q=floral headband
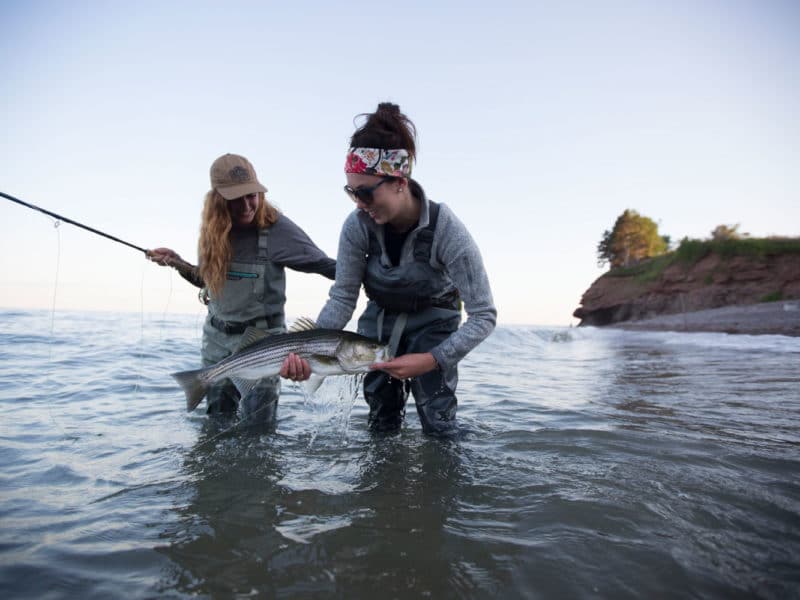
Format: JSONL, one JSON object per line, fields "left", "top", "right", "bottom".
{"left": 344, "top": 148, "right": 412, "bottom": 177}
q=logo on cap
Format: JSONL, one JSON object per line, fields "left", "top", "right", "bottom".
{"left": 229, "top": 166, "right": 251, "bottom": 183}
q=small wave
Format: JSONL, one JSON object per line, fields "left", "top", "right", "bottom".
{"left": 484, "top": 327, "right": 557, "bottom": 354}
{"left": 275, "top": 512, "right": 367, "bottom": 544}
{"left": 624, "top": 329, "right": 800, "bottom": 353}
{"left": 27, "top": 464, "right": 89, "bottom": 486}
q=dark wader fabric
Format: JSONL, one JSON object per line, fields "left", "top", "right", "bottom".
{"left": 359, "top": 307, "right": 460, "bottom": 436}
{"left": 201, "top": 227, "right": 286, "bottom": 426}
{"left": 359, "top": 201, "right": 462, "bottom": 437}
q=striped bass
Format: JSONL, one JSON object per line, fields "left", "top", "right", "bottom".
{"left": 172, "top": 320, "right": 391, "bottom": 411}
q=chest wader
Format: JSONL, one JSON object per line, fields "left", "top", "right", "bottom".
{"left": 201, "top": 227, "right": 287, "bottom": 425}
{"left": 357, "top": 201, "right": 462, "bottom": 436}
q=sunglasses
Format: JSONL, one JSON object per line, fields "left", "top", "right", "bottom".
{"left": 343, "top": 178, "right": 391, "bottom": 205}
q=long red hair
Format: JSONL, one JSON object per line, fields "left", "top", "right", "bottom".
{"left": 198, "top": 190, "right": 279, "bottom": 296}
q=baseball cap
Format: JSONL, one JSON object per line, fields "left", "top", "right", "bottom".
{"left": 209, "top": 153, "right": 268, "bottom": 200}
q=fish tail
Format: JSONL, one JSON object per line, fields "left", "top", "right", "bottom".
{"left": 172, "top": 367, "right": 211, "bottom": 412}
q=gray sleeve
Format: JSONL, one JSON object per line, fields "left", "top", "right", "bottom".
{"left": 316, "top": 211, "right": 368, "bottom": 329}
{"left": 176, "top": 263, "right": 204, "bottom": 288}
{"left": 268, "top": 215, "right": 336, "bottom": 279}
{"left": 428, "top": 204, "right": 497, "bottom": 370}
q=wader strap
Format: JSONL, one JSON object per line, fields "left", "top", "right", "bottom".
{"left": 376, "top": 308, "right": 385, "bottom": 342}
{"left": 375, "top": 309, "right": 408, "bottom": 358}
{"left": 257, "top": 228, "right": 269, "bottom": 260}
{"left": 365, "top": 310, "right": 408, "bottom": 394}
{"left": 387, "top": 312, "right": 408, "bottom": 358}
{"left": 413, "top": 202, "right": 438, "bottom": 262}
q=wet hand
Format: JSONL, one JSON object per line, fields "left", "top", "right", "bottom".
{"left": 370, "top": 352, "right": 438, "bottom": 380}
{"left": 281, "top": 353, "right": 311, "bottom": 381}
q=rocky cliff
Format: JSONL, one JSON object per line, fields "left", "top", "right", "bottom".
{"left": 573, "top": 251, "right": 800, "bottom": 327}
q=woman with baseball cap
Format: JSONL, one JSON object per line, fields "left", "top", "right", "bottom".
{"left": 148, "top": 153, "right": 335, "bottom": 424}
{"left": 281, "top": 103, "right": 496, "bottom": 436}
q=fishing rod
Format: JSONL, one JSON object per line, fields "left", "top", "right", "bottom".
{"left": 1, "top": 190, "right": 147, "bottom": 254}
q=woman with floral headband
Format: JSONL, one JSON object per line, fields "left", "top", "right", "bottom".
{"left": 281, "top": 103, "right": 496, "bottom": 436}
{"left": 147, "top": 153, "right": 335, "bottom": 424}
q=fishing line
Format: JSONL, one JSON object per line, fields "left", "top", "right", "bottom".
{"left": 45, "top": 219, "right": 78, "bottom": 441}
{"left": 2, "top": 189, "right": 173, "bottom": 412}
{"left": 159, "top": 269, "right": 174, "bottom": 341}
{"left": 4, "top": 190, "right": 252, "bottom": 496}
{"left": 4, "top": 191, "right": 334, "bottom": 472}
{"left": 194, "top": 305, "right": 205, "bottom": 340}
{"left": 132, "top": 263, "right": 147, "bottom": 396}
{"left": 49, "top": 221, "right": 61, "bottom": 342}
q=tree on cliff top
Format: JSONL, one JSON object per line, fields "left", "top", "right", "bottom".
{"left": 597, "top": 209, "right": 668, "bottom": 269}
{"left": 711, "top": 223, "right": 747, "bottom": 241}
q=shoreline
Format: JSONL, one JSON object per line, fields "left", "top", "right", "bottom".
{"left": 603, "top": 301, "right": 800, "bottom": 337}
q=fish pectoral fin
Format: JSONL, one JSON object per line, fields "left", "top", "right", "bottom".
{"left": 288, "top": 317, "right": 318, "bottom": 333}
{"left": 235, "top": 326, "right": 271, "bottom": 353}
{"left": 302, "top": 374, "right": 326, "bottom": 396}
{"left": 231, "top": 377, "right": 258, "bottom": 399}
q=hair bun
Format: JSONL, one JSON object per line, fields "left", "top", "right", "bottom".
{"left": 350, "top": 102, "right": 417, "bottom": 161}
{"left": 376, "top": 102, "right": 401, "bottom": 115}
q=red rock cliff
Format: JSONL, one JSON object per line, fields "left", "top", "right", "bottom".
{"left": 573, "top": 252, "right": 800, "bottom": 326}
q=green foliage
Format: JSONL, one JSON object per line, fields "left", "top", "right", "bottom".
{"left": 719, "top": 237, "right": 800, "bottom": 256}
{"left": 606, "top": 254, "right": 672, "bottom": 282}
{"left": 596, "top": 210, "right": 799, "bottom": 285}
{"left": 677, "top": 237, "right": 800, "bottom": 262}
{"left": 711, "top": 224, "right": 746, "bottom": 241}
{"left": 760, "top": 291, "right": 784, "bottom": 302}
{"left": 675, "top": 238, "right": 711, "bottom": 264}
{"left": 603, "top": 235, "right": 800, "bottom": 286}
{"left": 596, "top": 229, "right": 613, "bottom": 268}
{"left": 597, "top": 209, "right": 669, "bottom": 269}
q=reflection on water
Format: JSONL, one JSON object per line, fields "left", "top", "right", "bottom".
{"left": 158, "top": 414, "right": 480, "bottom": 597}
{"left": 0, "top": 310, "right": 799, "bottom": 598}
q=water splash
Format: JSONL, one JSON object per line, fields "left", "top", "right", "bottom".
{"left": 299, "top": 374, "right": 363, "bottom": 448}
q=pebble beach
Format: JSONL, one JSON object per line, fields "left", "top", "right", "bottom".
{"left": 608, "top": 301, "right": 800, "bottom": 337}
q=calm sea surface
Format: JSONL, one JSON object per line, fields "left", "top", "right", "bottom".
{"left": 0, "top": 308, "right": 798, "bottom": 599}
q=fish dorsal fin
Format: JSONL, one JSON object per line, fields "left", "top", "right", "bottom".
{"left": 235, "top": 326, "right": 271, "bottom": 353}
{"left": 288, "top": 317, "right": 318, "bottom": 333}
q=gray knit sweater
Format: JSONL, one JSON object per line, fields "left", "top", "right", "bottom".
{"left": 316, "top": 198, "right": 496, "bottom": 370}
{"left": 176, "top": 214, "right": 336, "bottom": 288}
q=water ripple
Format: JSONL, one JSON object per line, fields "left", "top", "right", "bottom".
{"left": 0, "top": 310, "right": 798, "bottom": 598}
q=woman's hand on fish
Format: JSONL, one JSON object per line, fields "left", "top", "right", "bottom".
{"left": 146, "top": 247, "right": 182, "bottom": 267}
{"left": 281, "top": 353, "right": 311, "bottom": 381}
{"left": 370, "top": 352, "right": 438, "bottom": 380}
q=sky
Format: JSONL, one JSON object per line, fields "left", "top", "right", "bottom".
{"left": 1, "top": 0, "right": 798, "bottom": 326}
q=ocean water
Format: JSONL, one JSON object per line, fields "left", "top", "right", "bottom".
{"left": 0, "top": 308, "right": 798, "bottom": 599}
